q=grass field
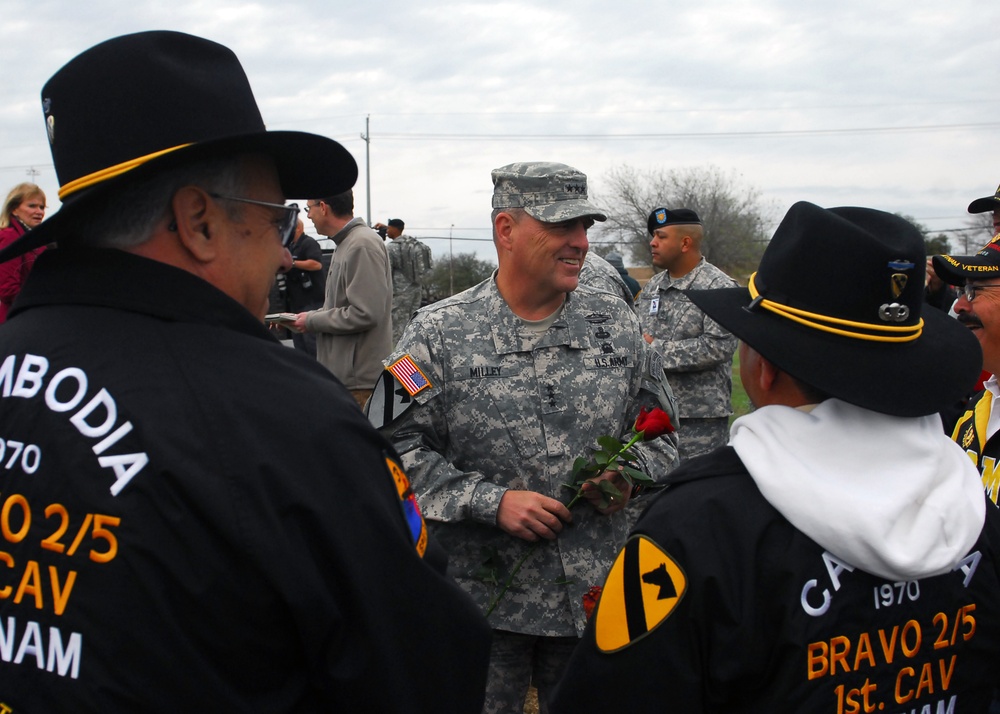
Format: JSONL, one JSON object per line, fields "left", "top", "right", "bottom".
{"left": 729, "top": 349, "right": 752, "bottom": 424}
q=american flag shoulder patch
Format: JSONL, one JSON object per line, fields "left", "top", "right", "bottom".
{"left": 387, "top": 355, "right": 432, "bottom": 397}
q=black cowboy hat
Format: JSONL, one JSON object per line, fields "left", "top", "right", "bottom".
{"left": 0, "top": 30, "right": 357, "bottom": 263}
{"left": 685, "top": 201, "right": 981, "bottom": 417}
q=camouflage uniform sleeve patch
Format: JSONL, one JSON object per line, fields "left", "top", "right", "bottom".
{"left": 383, "top": 453, "right": 428, "bottom": 556}
{"left": 366, "top": 354, "right": 437, "bottom": 429}
{"left": 388, "top": 355, "right": 432, "bottom": 396}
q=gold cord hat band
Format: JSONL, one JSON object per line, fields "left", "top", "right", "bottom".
{"left": 747, "top": 272, "right": 923, "bottom": 343}
{"left": 58, "top": 143, "right": 194, "bottom": 200}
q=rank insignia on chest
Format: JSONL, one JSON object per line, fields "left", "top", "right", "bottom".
{"left": 594, "top": 535, "right": 687, "bottom": 652}
{"left": 962, "top": 425, "right": 975, "bottom": 449}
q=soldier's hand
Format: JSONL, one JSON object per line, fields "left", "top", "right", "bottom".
{"left": 496, "top": 491, "right": 572, "bottom": 542}
{"left": 925, "top": 257, "right": 943, "bottom": 291}
{"left": 578, "top": 470, "right": 631, "bottom": 515}
{"left": 643, "top": 333, "right": 654, "bottom": 344}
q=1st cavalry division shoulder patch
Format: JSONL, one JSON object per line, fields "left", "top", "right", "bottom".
{"left": 594, "top": 534, "right": 687, "bottom": 652}
{"left": 366, "top": 354, "right": 433, "bottom": 429}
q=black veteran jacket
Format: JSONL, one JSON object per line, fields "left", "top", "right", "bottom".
{"left": 950, "top": 387, "right": 1000, "bottom": 507}
{"left": 552, "top": 405, "right": 1000, "bottom": 713}
{"left": 0, "top": 248, "right": 490, "bottom": 712}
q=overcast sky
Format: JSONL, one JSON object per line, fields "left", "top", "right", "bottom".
{"left": 1, "top": 0, "right": 998, "bottom": 263}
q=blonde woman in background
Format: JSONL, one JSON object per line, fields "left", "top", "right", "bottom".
{"left": 0, "top": 182, "right": 46, "bottom": 323}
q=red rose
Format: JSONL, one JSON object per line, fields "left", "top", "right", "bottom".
{"left": 582, "top": 585, "right": 602, "bottom": 619}
{"left": 634, "top": 406, "right": 674, "bottom": 438}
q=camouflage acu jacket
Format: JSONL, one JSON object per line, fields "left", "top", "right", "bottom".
{"left": 377, "top": 276, "right": 679, "bottom": 636}
{"left": 387, "top": 234, "right": 432, "bottom": 293}
{"left": 637, "top": 258, "right": 739, "bottom": 419}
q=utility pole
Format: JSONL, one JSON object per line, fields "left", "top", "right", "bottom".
{"left": 449, "top": 224, "right": 455, "bottom": 295}
{"left": 26, "top": 167, "right": 40, "bottom": 182}
{"left": 360, "top": 115, "right": 371, "bottom": 225}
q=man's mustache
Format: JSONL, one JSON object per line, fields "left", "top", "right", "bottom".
{"left": 958, "top": 313, "right": 984, "bottom": 328}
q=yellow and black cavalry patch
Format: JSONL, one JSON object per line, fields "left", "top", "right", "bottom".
{"left": 595, "top": 535, "right": 687, "bottom": 653}
{"left": 890, "top": 272, "right": 908, "bottom": 298}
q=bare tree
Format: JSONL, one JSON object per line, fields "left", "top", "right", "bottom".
{"left": 591, "top": 165, "right": 777, "bottom": 280}
{"left": 952, "top": 213, "right": 995, "bottom": 254}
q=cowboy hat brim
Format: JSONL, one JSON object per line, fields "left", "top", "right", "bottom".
{"left": 969, "top": 196, "right": 1000, "bottom": 214}
{"left": 685, "top": 285, "right": 982, "bottom": 417}
{"left": 0, "top": 128, "right": 357, "bottom": 264}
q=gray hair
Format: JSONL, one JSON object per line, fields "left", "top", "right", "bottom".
{"left": 491, "top": 206, "right": 526, "bottom": 243}
{"left": 74, "top": 156, "right": 250, "bottom": 249}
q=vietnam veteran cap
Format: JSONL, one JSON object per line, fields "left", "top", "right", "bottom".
{"left": 932, "top": 234, "right": 1000, "bottom": 285}
{"left": 968, "top": 183, "right": 1000, "bottom": 214}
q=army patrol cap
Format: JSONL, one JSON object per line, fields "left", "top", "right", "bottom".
{"left": 491, "top": 162, "right": 607, "bottom": 223}
{"left": 932, "top": 233, "right": 1000, "bottom": 285}
{"left": 968, "top": 183, "right": 1000, "bottom": 214}
{"left": 647, "top": 207, "right": 702, "bottom": 235}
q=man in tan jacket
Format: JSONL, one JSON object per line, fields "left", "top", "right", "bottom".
{"left": 294, "top": 189, "right": 392, "bottom": 407}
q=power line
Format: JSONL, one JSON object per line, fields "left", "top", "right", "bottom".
{"left": 375, "top": 122, "right": 1000, "bottom": 142}
{"left": 273, "top": 99, "right": 1000, "bottom": 125}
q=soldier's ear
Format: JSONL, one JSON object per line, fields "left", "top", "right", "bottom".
{"left": 494, "top": 211, "right": 516, "bottom": 253}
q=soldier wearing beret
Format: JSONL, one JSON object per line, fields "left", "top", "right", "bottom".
{"left": 637, "top": 207, "right": 739, "bottom": 460}
{"left": 369, "top": 161, "right": 679, "bottom": 714}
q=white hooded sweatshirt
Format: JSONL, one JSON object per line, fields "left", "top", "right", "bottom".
{"left": 729, "top": 398, "right": 986, "bottom": 581}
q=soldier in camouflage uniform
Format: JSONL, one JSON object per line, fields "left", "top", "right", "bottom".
{"left": 376, "top": 218, "right": 433, "bottom": 345}
{"left": 577, "top": 250, "right": 635, "bottom": 308}
{"left": 367, "top": 162, "right": 679, "bottom": 714}
{"left": 638, "top": 207, "right": 739, "bottom": 460}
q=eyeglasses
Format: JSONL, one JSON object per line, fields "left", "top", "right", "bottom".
{"left": 963, "top": 282, "right": 1000, "bottom": 302}
{"left": 304, "top": 201, "right": 323, "bottom": 215}
{"left": 209, "top": 193, "right": 299, "bottom": 247}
